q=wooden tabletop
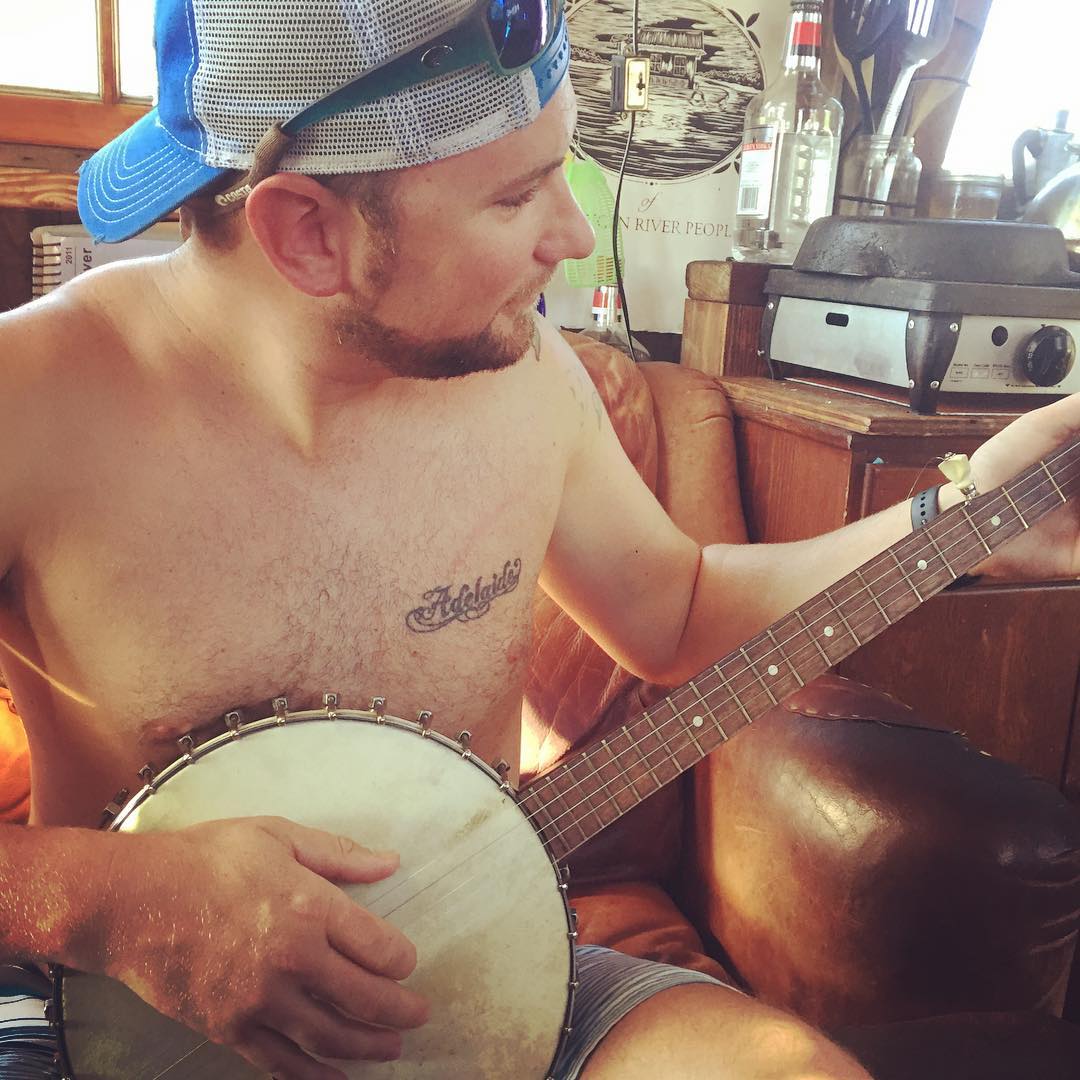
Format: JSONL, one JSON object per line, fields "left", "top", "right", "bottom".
{"left": 717, "top": 375, "right": 1026, "bottom": 438}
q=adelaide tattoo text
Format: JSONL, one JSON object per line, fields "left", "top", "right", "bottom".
{"left": 406, "top": 559, "right": 523, "bottom": 632}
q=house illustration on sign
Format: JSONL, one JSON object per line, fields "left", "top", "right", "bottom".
{"left": 614, "top": 27, "right": 707, "bottom": 91}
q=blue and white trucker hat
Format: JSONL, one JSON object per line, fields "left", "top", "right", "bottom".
{"left": 78, "top": 0, "right": 570, "bottom": 243}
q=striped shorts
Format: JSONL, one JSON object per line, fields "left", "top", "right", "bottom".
{"left": 552, "top": 945, "right": 734, "bottom": 1078}
{"left": 0, "top": 978, "right": 56, "bottom": 1080}
{"left": 1, "top": 946, "right": 731, "bottom": 1079}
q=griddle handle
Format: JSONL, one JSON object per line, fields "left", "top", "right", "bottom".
{"left": 905, "top": 310, "right": 960, "bottom": 414}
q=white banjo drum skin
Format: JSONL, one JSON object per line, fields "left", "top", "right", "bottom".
{"left": 55, "top": 699, "right": 576, "bottom": 1080}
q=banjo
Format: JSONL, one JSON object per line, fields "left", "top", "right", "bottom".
{"left": 52, "top": 440, "right": 1079, "bottom": 1079}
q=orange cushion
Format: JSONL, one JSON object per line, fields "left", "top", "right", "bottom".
{"left": 0, "top": 688, "right": 31, "bottom": 823}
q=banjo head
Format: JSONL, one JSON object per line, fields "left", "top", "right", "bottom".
{"left": 57, "top": 709, "right": 574, "bottom": 1079}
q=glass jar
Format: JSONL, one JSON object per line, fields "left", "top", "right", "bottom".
{"left": 926, "top": 172, "right": 1005, "bottom": 219}
{"left": 836, "top": 134, "right": 921, "bottom": 218}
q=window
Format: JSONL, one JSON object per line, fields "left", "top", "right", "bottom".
{"left": 0, "top": 0, "right": 155, "bottom": 150}
{"left": 944, "top": 0, "right": 1080, "bottom": 178}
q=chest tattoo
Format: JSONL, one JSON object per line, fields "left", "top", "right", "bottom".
{"left": 406, "top": 559, "right": 523, "bottom": 633}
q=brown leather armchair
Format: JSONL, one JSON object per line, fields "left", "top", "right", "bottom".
{"left": 523, "top": 332, "right": 1080, "bottom": 1079}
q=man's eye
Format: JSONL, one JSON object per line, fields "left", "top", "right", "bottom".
{"left": 499, "top": 186, "right": 540, "bottom": 209}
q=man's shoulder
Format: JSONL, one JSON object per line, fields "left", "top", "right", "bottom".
{"left": 0, "top": 276, "right": 119, "bottom": 383}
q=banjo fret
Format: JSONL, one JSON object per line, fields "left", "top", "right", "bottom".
{"left": 525, "top": 440, "right": 1080, "bottom": 861}
{"left": 56, "top": 439, "right": 1079, "bottom": 1079}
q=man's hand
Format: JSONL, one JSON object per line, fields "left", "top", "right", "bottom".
{"left": 966, "top": 392, "right": 1080, "bottom": 580}
{"left": 99, "top": 817, "right": 429, "bottom": 1080}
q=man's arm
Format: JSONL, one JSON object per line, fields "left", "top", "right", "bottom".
{"left": 0, "top": 818, "right": 427, "bottom": 1076}
{"left": 539, "top": 332, "right": 1080, "bottom": 687}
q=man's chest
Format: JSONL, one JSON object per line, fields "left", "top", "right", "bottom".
{"left": 18, "top": 402, "right": 566, "bottom": 778}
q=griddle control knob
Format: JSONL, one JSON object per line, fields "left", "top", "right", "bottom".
{"left": 1021, "top": 325, "right": 1075, "bottom": 386}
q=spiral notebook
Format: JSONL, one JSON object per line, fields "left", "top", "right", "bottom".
{"left": 30, "top": 222, "right": 183, "bottom": 297}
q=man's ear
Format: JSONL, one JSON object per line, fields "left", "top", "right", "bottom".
{"left": 244, "top": 174, "right": 354, "bottom": 297}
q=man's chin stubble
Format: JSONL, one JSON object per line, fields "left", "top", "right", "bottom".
{"left": 333, "top": 306, "right": 536, "bottom": 381}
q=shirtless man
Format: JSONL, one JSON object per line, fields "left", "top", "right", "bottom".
{"left": 1, "top": 1, "right": 1078, "bottom": 1078}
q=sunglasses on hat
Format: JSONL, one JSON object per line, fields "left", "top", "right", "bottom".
{"left": 285, "top": 0, "right": 565, "bottom": 136}
{"left": 213, "top": 0, "right": 566, "bottom": 209}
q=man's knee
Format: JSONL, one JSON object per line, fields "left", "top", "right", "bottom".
{"left": 738, "top": 1011, "right": 870, "bottom": 1080}
{"left": 581, "top": 983, "right": 871, "bottom": 1080}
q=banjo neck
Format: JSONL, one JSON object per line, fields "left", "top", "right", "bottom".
{"left": 520, "top": 436, "right": 1080, "bottom": 864}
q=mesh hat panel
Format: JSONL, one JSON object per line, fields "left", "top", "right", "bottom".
{"left": 192, "top": 0, "right": 536, "bottom": 173}
{"left": 78, "top": 0, "right": 566, "bottom": 241}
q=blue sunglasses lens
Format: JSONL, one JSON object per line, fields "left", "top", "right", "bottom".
{"left": 487, "top": 0, "right": 556, "bottom": 69}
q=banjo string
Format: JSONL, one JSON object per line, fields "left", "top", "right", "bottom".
{"left": 383, "top": 460, "right": 1078, "bottom": 923}
{"left": 525, "top": 456, "right": 1079, "bottom": 851}
{"left": 142, "top": 1036, "right": 211, "bottom": 1080}
{"left": 70, "top": 451, "right": 1075, "bottom": 1079}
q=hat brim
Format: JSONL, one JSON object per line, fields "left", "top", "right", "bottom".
{"left": 78, "top": 108, "right": 227, "bottom": 244}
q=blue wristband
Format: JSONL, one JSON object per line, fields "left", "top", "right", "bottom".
{"left": 911, "top": 483, "right": 943, "bottom": 530}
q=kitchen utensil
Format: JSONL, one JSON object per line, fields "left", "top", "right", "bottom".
{"left": 832, "top": 0, "right": 903, "bottom": 135}
{"left": 1013, "top": 110, "right": 1080, "bottom": 210}
{"left": 895, "top": 72, "right": 966, "bottom": 138}
{"left": 1020, "top": 160, "right": 1080, "bottom": 270}
{"left": 875, "top": 0, "right": 957, "bottom": 147}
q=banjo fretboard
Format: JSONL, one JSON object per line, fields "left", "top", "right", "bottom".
{"left": 520, "top": 436, "right": 1080, "bottom": 863}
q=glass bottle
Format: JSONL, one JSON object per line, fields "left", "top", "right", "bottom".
{"left": 732, "top": 0, "right": 843, "bottom": 263}
{"left": 578, "top": 286, "right": 650, "bottom": 359}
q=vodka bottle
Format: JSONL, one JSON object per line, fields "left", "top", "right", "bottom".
{"left": 579, "top": 286, "right": 650, "bottom": 359}
{"left": 732, "top": 0, "right": 843, "bottom": 264}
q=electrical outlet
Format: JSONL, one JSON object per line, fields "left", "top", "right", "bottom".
{"left": 624, "top": 56, "right": 650, "bottom": 111}
{"left": 609, "top": 54, "right": 650, "bottom": 113}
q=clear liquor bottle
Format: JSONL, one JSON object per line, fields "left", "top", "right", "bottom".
{"left": 732, "top": 0, "right": 843, "bottom": 264}
{"left": 579, "top": 286, "right": 650, "bottom": 359}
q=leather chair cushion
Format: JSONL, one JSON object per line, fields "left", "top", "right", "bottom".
{"left": 568, "top": 880, "right": 736, "bottom": 985}
{"left": 687, "top": 673, "right": 1080, "bottom": 1028}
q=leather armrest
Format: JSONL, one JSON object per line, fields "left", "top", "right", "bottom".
{"left": 683, "top": 674, "right": 1080, "bottom": 1030}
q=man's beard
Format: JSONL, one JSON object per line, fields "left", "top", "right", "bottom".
{"left": 332, "top": 295, "right": 539, "bottom": 381}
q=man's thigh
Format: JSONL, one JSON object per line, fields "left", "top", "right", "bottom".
{"left": 558, "top": 946, "right": 870, "bottom": 1080}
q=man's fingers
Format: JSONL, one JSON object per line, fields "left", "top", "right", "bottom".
{"left": 307, "top": 943, "right": 429, "bottom": 1030}
{"left": 266, "top": 990, "right": 405, "bottom": 1063}
{"left": 325, "top": 891, "right": 421, "bottom": 986}
{"left": 236, "top": 1024, "right": 348, "bottom": 1080}
{"left": 259, "top": 817, "right": 400, "bottom": 884}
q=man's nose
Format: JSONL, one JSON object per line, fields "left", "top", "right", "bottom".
{"left": 537, "top": 182, "right": 598, "bottom": 267}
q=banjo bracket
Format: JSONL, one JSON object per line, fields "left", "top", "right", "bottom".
{"left": 137, "top": 763, "right": 158, "bottom": 792}
{"left": 322, "top": 692, "right": 340, "bottom": 719}
{"left": 97, "top": 787, "right": 130, "bottom": 829}
{"left": 457, "top": 730, "right": 473, "bottom": 759}
{"left": 370, "top": 696, "right": 387, "bottom": 722}
{"left": 176, "top": 735, "right": 195, "bottom": 763}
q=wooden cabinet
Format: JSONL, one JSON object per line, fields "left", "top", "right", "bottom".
{"left": 715, "top": 375, "right": 1080, "bottom": 800}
